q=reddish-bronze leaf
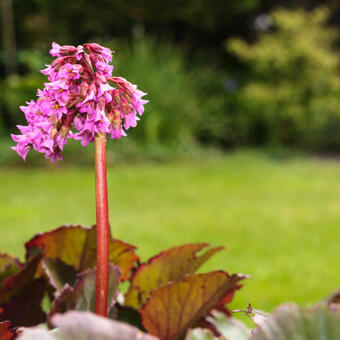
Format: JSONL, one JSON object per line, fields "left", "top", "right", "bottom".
{"left": 0, "top": 254, "right": 22, "bottom": 287}
{"left": 0, "top": 321, "right": 14, "bottom": 340}
{"left": 0, "top": 254, "right": 42, "bottom": 304}
{"left": 0, "top": 308, "right": 14, "bottom": 340}
{"left": 48, "top": 264, "right": 121, "bottom": 320}
{"left": 42, "top": 258, "right": 77, "bottom": 291}
{"left": 25, "top": 225, "right": 139, "bottom": 281}
{"left": 327, "top": 288, "right": 340, "bottom": 307}
{"left": 125, "top": 244, "right": 224, "bottom": 308}
{"left": 0, "top": 254, "right": 46, "bottom": 327}
{"left": 140, "top": 271, "right": 245, "bottom": 340}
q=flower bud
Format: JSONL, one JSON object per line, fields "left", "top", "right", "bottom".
{"left": 113, "top": 109, "right": 121, "bottom": 129}
{"left": 60, "top": 45, "right": 78, "bottom": 56}
{"left": 67, "top": 97, "right": 83, "bottom": 109}
{"left": 80, "top": 82, "right": 89, "bottom": 97}
{"left": 89, "top": 52, "right": 99, "bottom": 64}
{"left": 112, "top": 89, "right": 121, "bottom": 104}
{"left": 82, "top": 53, "right": 93, "bottom": 73}
{"left": 107, "top": 108, "right": 120, "bottom": 123}
{"left": 98, "top": 97, "right": 105, "bottom": 111}
{"left": 106, "top": 112, "right": 114, "bottom": 123}
{"left": 120, "top": 100, "right": 131, "bottom": 115}
{"left": 113, "top": 118, "right": 121, "bottom": 130}
{"left": 59, "top": 125, "right": 70, "bottom": 138}
{"left": 48, "top": 114, "right": 58, "bottom": 126}
{"left": 124, "top": 93, "right": 133, "bottom": 104}
{"left": 50, "top": 127, "right": 58, "bottom": 138}
{"left": 96, "top": 73, "right": 107, "bottom": 84}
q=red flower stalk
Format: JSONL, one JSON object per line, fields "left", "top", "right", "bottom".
{"left": 94, "top": 133, "right": 110, "bottom": 316}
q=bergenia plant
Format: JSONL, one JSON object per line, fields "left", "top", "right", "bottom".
{"left": 11, "top": 42, "right": 148, "bottom": 316}
{"left": 6, "top": 42, "right": 246, "bottom": 340}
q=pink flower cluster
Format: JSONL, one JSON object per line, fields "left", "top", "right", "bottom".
{"left": 11, "top": 42, "right": 148, "bottom": 161}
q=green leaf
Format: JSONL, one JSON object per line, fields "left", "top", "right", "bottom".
{"left": 48, "top": 264, "right": 121, "bottom": 318}
{"left": 125, "top": 243, "right": 224, "bottom": 308}
{"left": 25, "top": 225, "right": 139, "bottom": 284}
{"left": 0, "top": 254, "right": 22, "bottom": 287}
{"left": 18, "top": 311, "right": 159, "bottom": 340}
{"left": 0, "top": 254, "right": 46, "bottom": 327}
{"left": 140, "top": 271, "right": 246, "bottom": 340}
{"left": 250, "top": 303, "right": 340, "bottom": 340}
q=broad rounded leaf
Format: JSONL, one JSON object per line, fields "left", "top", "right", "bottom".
{"left": 48, "top": 264, "right": 121, "bottom": 319}
{"left": 140, "top": 271, "right": 246, "bottom": 340}
{"left": 0, "top": 322, "right": 14, "bottom": 340}
{"left": 0, "top": 254, "right": 22, "bottom": 287}
{"left": 52, "top": 311, "right": 159, "bottom": 340}
{"left": 0, "top": 254, "right": 45, "bottom": 327}
{"left": 206, "top": 311, "right": 251, "bottom": 340}
{"left": 25, "top": 225, "right": 139, "bottom": 282}
{"left": 17, "top": 327, "right": 54, "bottom": 340}
{"left": 126, "top": 243, "right": 224, "bottom": 308}
{"left": 250, "top": 303, "right": 340, "bottom": 340}
{"left": 185, "top": 328, "right": 224, "bottom": 340}
{"left": 42, "top": 258, "right": 77, "bottom": 291}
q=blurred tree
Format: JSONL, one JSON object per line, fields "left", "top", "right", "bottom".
{"left": 227, "top": 7, "right": 340, "bottom": 150}
{"left": 0, "top": 0, "right": 17, "bottom": 75}
{"left": 7, "top": 0, "right": 260, "bottom": 64}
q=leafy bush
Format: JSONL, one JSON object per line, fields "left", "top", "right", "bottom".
{"left": 226, "top": 7, "right": 340, "bottom": 151}
{"left": 108, "top": 38, "right": 201, "bottom": 146}
{"left": 0, "top": 50, "right": 46, "bottom": 131}
{"left": 0, "top": 225, "right": 245, "bottom": 340}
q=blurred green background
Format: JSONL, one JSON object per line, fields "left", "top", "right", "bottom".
{"left": 1, "top": 0, "right": 340, "bottom": 312}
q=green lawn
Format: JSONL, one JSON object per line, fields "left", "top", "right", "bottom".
{"left": 1, "top": 150, "right": 340, "bottom": 313}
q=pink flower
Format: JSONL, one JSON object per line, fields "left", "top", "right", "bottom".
{"left": 49, "top": 42, "right": 62, "bottom": 57}
{"left": 11, "top": 42, "right": 148, "bottom": 162}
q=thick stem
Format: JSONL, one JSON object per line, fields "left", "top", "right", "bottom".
{"left": 94, "top": 133, "right": 110, "bottom": 317}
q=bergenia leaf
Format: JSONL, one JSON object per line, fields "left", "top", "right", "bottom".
{"left": 0, "top": 254, "right": 46, "bottom": 327}
{"left": 0, "top": 321, "right": 15, "bottom": 340}
{"left": 52, "top": 311, "right": 159, "bottom": 340}
{"left": 140, "top": 271, "right": 246, "bottom": 340}
{"left": 116, "top": 305, "right": 144, "bottom": 329}
{"left": 0, "top": 254, "right": 22, "bottom": 287}
{"left": 17, "top": 311, "right": 159, "bottom": 340}
{"left": 25, "top": 225, "right": 139, "bottom": 284}
{"left": 206, "top": 311, "right": 251, "bottom": 340}
{"left": 185, "top": 329, "right": 225, "bottom": 340}
{"left": 42, "top": 258, "right": 77, "bottom": 291}
{"left": 125, "top": 243, "right": 224, "bottom": 308}
{"left": 16, "top": 327, "right": 54, "bottom": 340}
{"left": 48, "top": 264, "right": 121, "bottom": 319}
{"left": 250, "top": 303, "right": 340, "bottom": 340}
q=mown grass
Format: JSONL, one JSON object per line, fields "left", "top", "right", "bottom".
{"left": 1, "top": 150, "right": 340, "bottom": 313}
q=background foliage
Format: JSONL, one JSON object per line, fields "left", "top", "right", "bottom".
{"left": 2, "top": 1, "right": 340, "bottom": 157}
{"left": 227, "top": 7, "right": 340, "bottom": 151}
